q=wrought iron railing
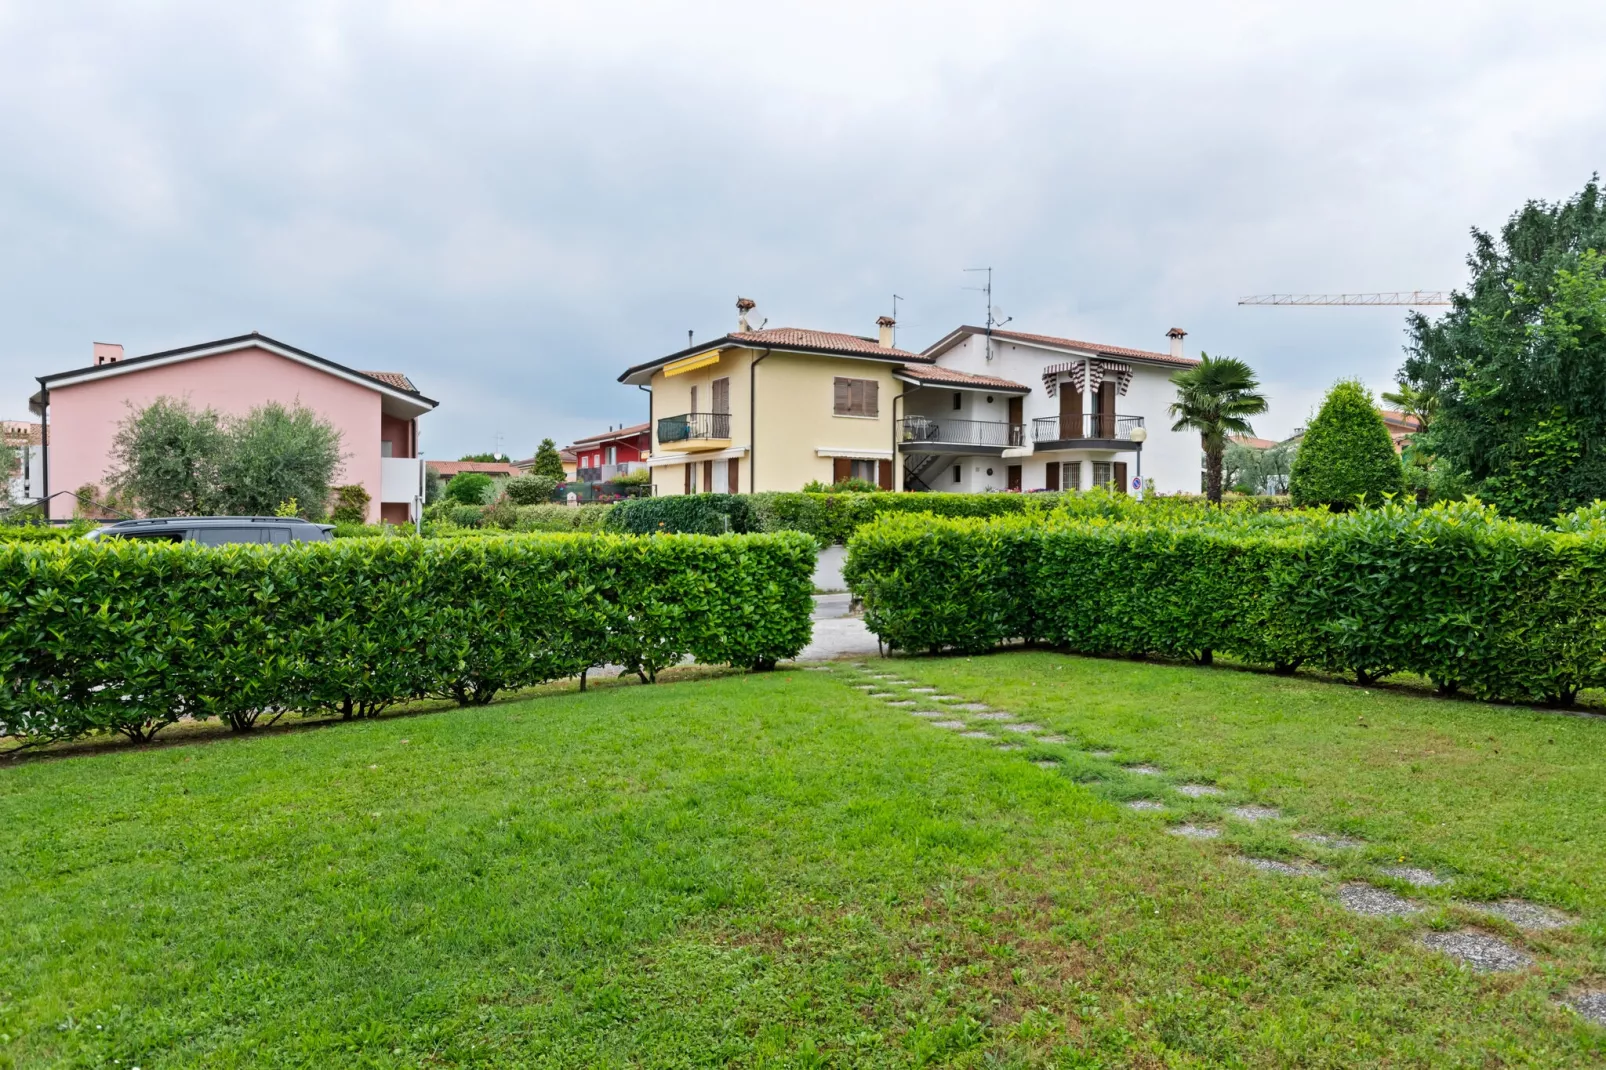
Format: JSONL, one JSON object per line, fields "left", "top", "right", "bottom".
{"left": 898, "top": 416, "right": 1024, "bottom": 449}
{"left": 1031, "top": 414, "right": 1144, "bottom": 443}
{"left": 657, "top": 412, "right": 732, "bottom": 443}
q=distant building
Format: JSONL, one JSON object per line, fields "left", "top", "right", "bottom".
{"left": 426, "top": 461, "right": 521, "bottom": 481}
{"left": 565, "top": 423, "right": 650, "bottom": 482}
{"left": 30, "top": 334, "right": 436, "bottom": 523}
{"left": 2, "top": 419, "right": 42, "bottom": 504}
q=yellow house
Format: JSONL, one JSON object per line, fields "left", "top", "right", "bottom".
{"left": 619, "top": 317, "right": 927, "bottom": 495}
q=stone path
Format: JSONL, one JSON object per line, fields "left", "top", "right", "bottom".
{"left": 828, "top": 662, "right": 1589, "bottom": 1004}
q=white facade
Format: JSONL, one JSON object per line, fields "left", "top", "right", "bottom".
{"left": 379, "top": 456, "right": 424, "bottom": 519}
{"left": 906, "top": 329, "right": 1199, "bottom": 495}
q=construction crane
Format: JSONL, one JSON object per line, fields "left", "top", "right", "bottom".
{"left": 1238, "top": 291, "right": 1451, "bottom": 307}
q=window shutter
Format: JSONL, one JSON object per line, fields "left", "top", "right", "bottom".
{"left": 1046, "top": 462, "right": 1060, "bottom": 491}
{"left": 712, "top": 377, "right": 730, "bottom": 414}
{"left": 690, "top": 385, "right": 698, "bottom": 413}
{"left": 728, "top": 458, "right": 740, "bottom": 494}
{"left": 865, "top": 379, "right": 879, "bottom": 418}
{"left": 833, "top": 378, "right": 851, "bottom": 415}
{"left": 877, "top": 459, "right": 892, "bottom": 490}
{"left": 833, "top": 456, "right": 851, "bottom": 483}
{"left": 703, "top": 460, "right": 714, "bottom": 491}
{"left": 684, "top": 463, "right": 692, "bottom": 494}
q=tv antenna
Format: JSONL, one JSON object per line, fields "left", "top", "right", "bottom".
{"left": 891, "top": 294, "right": 904, "bottom": 346}
{"left": 963, "top": 268, "right": 1011, "bottom": 360}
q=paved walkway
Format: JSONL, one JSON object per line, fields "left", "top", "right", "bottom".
{"left": 814, "top": 544, "right": 847, "bottom": 592}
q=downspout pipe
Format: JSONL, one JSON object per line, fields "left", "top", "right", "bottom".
{"left": 36, "top": 378, "right": 49, "bottom": 512}
{"left": 637, "top": 383, "right": 652, "bottom": 495}
{"left": 749, "top": 347, "right": 772, "bottom": 492}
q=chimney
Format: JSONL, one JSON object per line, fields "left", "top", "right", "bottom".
{"left": 736, "top": 296, "right": 756, "bottom": 332}
{"left": 877, "top": 316, "right": 896, "bottom": 349}
{"left": 1166, "top": 327, "right": 1187, "bottom": 360}
{"left": 93, "top": 342, "right": 124, "bottom": 366}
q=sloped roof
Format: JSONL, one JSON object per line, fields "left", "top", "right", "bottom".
{"left": 426, "top": 461, "right": 520, "bottom": 478}
{"left": 620, "top": 327, "right": 928, "bottom": 383}
{"left": 894, "top": 364, "right": 1031, "bottom": 393}
{"left": 1230, "top": 435, "right": 1280, "bottom": 450}
{"left": 361, "top": 370, "right": 419, "bottom": 393}
{"left": 924, "top": 325, "right": 1200, "bottom": 368}
{"left": 570, "top": 421, "right": 650, "bottom": 447}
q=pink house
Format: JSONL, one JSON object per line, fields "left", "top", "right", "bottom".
{"left": 30, "top": 333, "right": 438, "bottom": 524}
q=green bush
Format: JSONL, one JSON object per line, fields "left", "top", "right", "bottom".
{"left": 606, "top": 494, "right": 760, "bottom": 535}
{"left": 0, "top": 531, "right": 816, "bottom": 746}
{"left": 329, "top": 484, "right": 371, "bottom": 524}
{"left": 1289, "top": 381, "right": 1405, "bottom": 511}
{"left": 0, "top": 524, "right": 86, "bottom": 542}
{"left": 445, "top": 472, "right": 494, "bottom": 506}
{"left": 504, "top": 474, "right": 559, "bottom": 505}
{"left": 514, "top": 504, "right": 613, "bottom": 532}
{"left": 844, "top": 500, "right": 1606, "bottom": 705}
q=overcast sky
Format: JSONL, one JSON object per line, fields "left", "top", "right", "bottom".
{"left": 2, "top": 1, "right": 1603, "bottom": 455}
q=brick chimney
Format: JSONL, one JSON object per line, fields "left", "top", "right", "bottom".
{"left": 1166, "top": 328, "right": 1187, "bottom": 360}
{"left": 93, "top": 342, "right": 124, "bottom": 366}
{"left": 877, "top": 316, "right": 896, "bottom": 348}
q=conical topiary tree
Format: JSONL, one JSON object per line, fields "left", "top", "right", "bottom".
{"left": 530, "top": 438, "right": 567, "bottom": 481}
{"left": 1289, "top": 380, "right": 1404, "bottom": 510}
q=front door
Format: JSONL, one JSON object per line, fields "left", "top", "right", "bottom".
{"left": 1007, "top": 396, "right": 1023, "bottom": 445}
{"left": 1007, "top": 464, "right": 1022, "bottom": 492}
{"left": 1114, "top": 461, "right": 1128, "bottom": 495}
{"left": 1060, "top": 380, "right": 1082, "bottom": 439}
{"left": 1097, "top": 382, "right": 1116, "bottom": 438}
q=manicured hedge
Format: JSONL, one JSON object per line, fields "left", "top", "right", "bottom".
{"left": 845, "top": 500, "right": 1606, "bottom": 705}
{"left": 0, "top": 530, "right": 815, "bottom": 746}
{"left": 606, "top": 494, "right": 760, "bottom": 536}
{"left": 0, "top": 525, "right": 85, "bottom": 542}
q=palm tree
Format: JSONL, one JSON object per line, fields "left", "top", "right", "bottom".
{"left": 1168, "top": 355, "right": 1269, "bottom": 502}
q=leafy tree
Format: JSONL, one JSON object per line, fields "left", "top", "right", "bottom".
{"left": 329, "top": 484, "right": 371, "bottom": 524}
{"left": 215, "top": 403, "right": 343, "bottom": 517}
{"left": 530, "top": 438, "right": 567, "bottom": 481}
{"left": 1401, "top": 177, "right": 1606, "bottom": 517}
{"left": 423, "top": 467, "right": 444, "bottom": 505}
{"left": 1288, "top": 381, "right": 1403, "bottom": 510}
{"left": 1167, "top": 355, "right": 1269, "bottom": 503}
{"left": 458, "top": 452, "right": 502, "bottom": 463}
{"left": 1224, "top": 440, "right": 1296, "bottom": 495}
{"left": 1380, "top": 381, "right": 1437, "bottom": 435}
{"left": 107, "top": 397, "right": 227, "bottom": 516}
{"left": 504, "top": 474, "right": 558, "bottom": 505}
{"left": 445, "top": 471, "right": 493, "bottom": 505}
{"left": 0, "top": 439, "right": 18, "bottom": 506}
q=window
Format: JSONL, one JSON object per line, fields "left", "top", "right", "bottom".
{"left": 850, "top": 459, "right": 877, "bottom": 484}
{"left": 110, "top": 530, "right": 183, "bottom": 543}
{"left": 711, "top": 377, "right": 731, "bottom": 415}
{"left": 194, "top": 528, "right": 267, "bottom": 546}
{"left": 833, "top": 377, "right": 879, "bottom": 417}
{"left": 380, "top": 440, "right": 394, "bottom": 458}
{"left": 952, "top": 464, "right": 962, "bottom": 484}
{"left": 606, "top": 445, "right": 617, "bottom": 465}
{"left": 690, "top": 384, "right": 698, "bottom": 413}
{"left": 1093, "top": 462, "right": 1114, "bottom": 489}
{"left": 1065, "top": 463, "right": 1081, "bottom": 491}
{"left": 952, "top": 392, "right": 962, "bottom": 411}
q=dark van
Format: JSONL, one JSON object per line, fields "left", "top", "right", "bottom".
{"left": 87, "top": 516, "right": 334, "bottom": 545}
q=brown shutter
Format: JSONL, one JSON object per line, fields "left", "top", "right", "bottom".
{"left": 1007, "top": 464, "right": 1022, "bottom": 492}
{"left": 833, "top": 377, "right": 851, "bottom": 415}
{"left": 703, "top": 460, "right": 714, "bottom": 491}
{"left": 833, "top": 456, "right": 851, "bottom": 483}
{"left": 1098, "top": 382, "right": 1116, "bottom": 437}
{"left": 1045, "top": 462, "right": 1060, "bottom": 491}
{"left": 1008, "top": 397, "right": 1023, "bottom": 424}
{"left": 684, "top": 463, "right": 692, "bottom": 494}
{"left": 728, "top": 457, "right": 740, "bottom": 494}
{"left": 864, "top": 379, "right": 879, "bottom": 418}
{"left": 690, "top": 384, "right": 698, "bottom": 413}
{"left": 1060, "top": 381, "right": 1082, "bottom": 437}
{"left": 877, "top": 459, "right": 892, "bottom": 491}
{"left": 1114, "top": 461, "right": 1128, "bottom": 495}
{"left": 712, "top": 377, "right": 730, "bottom": 414}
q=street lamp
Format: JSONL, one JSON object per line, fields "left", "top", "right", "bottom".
{"left": 1129, "top": 424, "right": 1148, "bottom": 500}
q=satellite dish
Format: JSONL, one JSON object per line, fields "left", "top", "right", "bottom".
{"left": 991, "top": 306, "right": 1012, "bottom": 327}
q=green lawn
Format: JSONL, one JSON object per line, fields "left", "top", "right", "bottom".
{"left": 3, "top": 656, "right": 1605, "bottom": 1067}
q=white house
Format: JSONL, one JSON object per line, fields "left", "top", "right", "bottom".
{"left": 3, "top": 420, "right": 42, "bottom": 505}
{"left": 899, "top": 325, "right": 1200, "bottom": 494}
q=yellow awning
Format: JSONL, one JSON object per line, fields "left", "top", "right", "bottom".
{"left": 664, "top": 349, "right": 722, "bottom": 377}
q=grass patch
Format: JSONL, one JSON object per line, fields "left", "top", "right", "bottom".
{"left": 3, "top": 662, "right": 1605, "bottom": 1065}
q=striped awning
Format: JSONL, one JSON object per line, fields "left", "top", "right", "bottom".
{"left": 1089, "top": 359, "right": 1134, "bottom": 396}
{"left": 1041, "top": 361, "right": 1085, "bottom": 398}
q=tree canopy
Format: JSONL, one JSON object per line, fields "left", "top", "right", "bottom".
{"left": 1400, "top": 176, "right": 1606, "bottom": 521}
{"left": 530, "top": 438, "right": 567, "bottom": 481}
{"left": 1288, "top": 381, "right": 1403, "bottom": 510}
{"left": 1168, "top": 355, "right": 1268, "bottom": 502}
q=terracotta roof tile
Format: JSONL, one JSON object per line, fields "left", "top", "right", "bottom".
{"left": 2, "top": 420, "right": 42, "bottom": 446}
{"left": 426, "top": 461, "right": 520, "bottom": 478}
{"left": 1230, "top": 435, "right": 1280, "bottom": 450}
{"left": 361, "top": 370, "right": 420, "bottom": 393}
{"left": 726, "top": 327, "right": 927, "bottom": 361}
{"left": 569, "top": 422, "right": 650, "bottom": 447}
{"left": 895, "top": 365, "right": 1031, "bottom": 392}
{"left": 931, "top": 325, "right": 1200, "bottom": 367}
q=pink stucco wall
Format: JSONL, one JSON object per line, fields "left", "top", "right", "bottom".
{"left": 47, "top": 347, "right": 387, "bottom": 521}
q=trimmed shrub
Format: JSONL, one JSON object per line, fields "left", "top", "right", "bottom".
{"left": 606, "top": 494, "right": 760, "bottom": 535}
{"left": 514, "top": 504, "right": 613, "bottom": 532}
{"left": 0, "top": 531, "right": 815, "bottom": 746}
{"left": 0, "top": 525, "right": 84, "bottom": 542}
{"left": 1289, "top": 381, "right": 1404, "bottom": 511}
{"left": 504, "top": 474, "right": 559, "bottom": 505}
{"left": 844, "top": 500, "right": 1606, "bottom": 704}
{"left": 329, "top": 484, "right": 371, "bottom": 524}
{"left": 444, "top": 472, "right": 494, "bottom": 505}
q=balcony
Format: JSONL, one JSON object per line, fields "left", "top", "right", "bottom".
{"left": 379, "top": 457, "right": 424, "bottom": 503}
{"left": 1032, "top": 414, "right": 1145, "bottom": 451}
{"left": 657, "top": 412, "right": 732, "bottom": 451}
{"left": 897, "top": 416, "right": 1024, "bottom": 455}
{"left": 575, "top": 460, "right": 647, "bottom": 482}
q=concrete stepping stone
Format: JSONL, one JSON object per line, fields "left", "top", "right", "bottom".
{"left": 1176, "top": 784, "right": 1223, "bottom": 798}
{"left": 957, "top": 703, "right": 992, "bottom": 712}
{"left": 960, "top": 731, "right": 993, "bottom": 740}
{"left": 910, "top": 710, "right": 947, "bottom": 718}
{"left": 1564, "top": 991, "right": 1606, "bottom": 1026}
{"left": 1124, "top": 765, "right": 1163, "bottom": 776}
{"left": 932, "top": 720, "right": 967, "bottom": 729}
{"left": 806, "top": 666, "right": 833, "bottom": 672}
{"left": 1296, "top": 832, "right": 1365, "bottom": 850}
{"left": 1038, "top": 734, "right": 1069, "bottom": 743}
{"left": 971, "top": 711, "right": 1015, "bottom": 722}
{"left": 1466, "top": 899, "right": 1574, "bottom": 931}
{"left": 886, "top": 679, "right": 915, "bottom": 686}
{"left": 996, "top": 743, "right": 1023, "bottom": 752}
{"left": 932, "top": 695, "right": 961, "bottom": 702}
{"left": 1418, "top": 930, "right": 1533, "bottom": 973}
{"left": 885, "top": 700, "right": 916, "bottom": 707}
{"left": 853, "top": 684, "right": 877, "bottom": 691}
{"left": 1033, "top": 759, "right": 1060, "bottom": 770}
{"left": 909, "top": 687, "right": 938, "bottom": 693}
{"left": 1336, "top": 882, "right": 1424, "bottom": 918}
{"left": 1240, "top": 856, "right": 1326, "bottom": 877}
{"left": 865, "top": 691, "right": 893, "bottom": 699}
{"left": 868, "top": 673, "right": 895, "bottom": 679}
{"left": 1126, "top": 800, "right": 1166, "bottom": 813}
{"left": 1168, "top": 824, "right": 1222, "bottom": 840}
{"left": 1001, "top": 723, "right": 1043, "bottom": 734}
{"left": 1228, "top": 805, "right": 1281, "bottom": 823}
{"left": 1380, "top": 865, "right": 1447, "bottom": 888}
{"left": 1088, "top": 750, "right": 1115, "bottom": 759}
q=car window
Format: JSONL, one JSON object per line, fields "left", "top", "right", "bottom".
{"left": 268, "top": 527, "right": 291, "bottom": 545}
{"left": 192, "top": 528, "right": 266, "bottom": 546}
{"left": 107, "top": 530, "right": 184, "bottom": 542}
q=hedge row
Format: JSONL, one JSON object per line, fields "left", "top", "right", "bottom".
{"left": 844, "top": 500, "right": 1606, "bottom": 705}
{"left": 0, "top": 531, "right": 816, "bottom": 746}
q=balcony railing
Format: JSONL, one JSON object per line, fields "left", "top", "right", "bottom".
{"left": 657, "top": 412, "right": 731, "bottom": 444}
{"left": 1032, "top": 414, "right": 1145, "bottom": 444}
{"left": 898, "top": 416, "right": 1024, "bottom": 450}
{"left": 575, "top": 460, "right": 647, "bottom": 482}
